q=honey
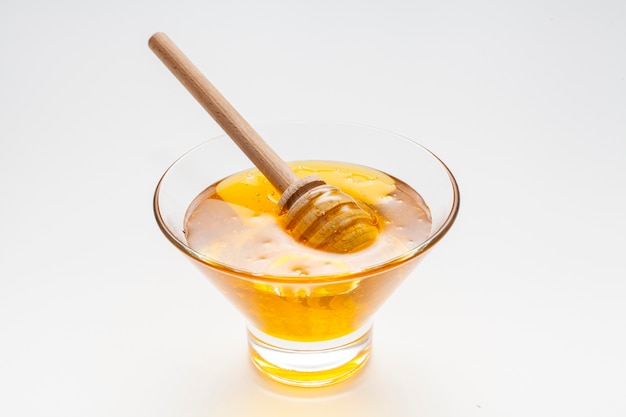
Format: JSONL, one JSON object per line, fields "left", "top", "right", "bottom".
{"left": 183, "top": 161, "right": 432, "bottom": 341}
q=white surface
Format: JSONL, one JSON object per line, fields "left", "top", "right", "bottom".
{"left": 1, "top": 1, "right": 625, "bottom": 416}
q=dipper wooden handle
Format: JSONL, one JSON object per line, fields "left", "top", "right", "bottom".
{"left": 148, "top": 32, "right": 296, "bottom": 193}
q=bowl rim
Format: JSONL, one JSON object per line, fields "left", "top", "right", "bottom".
{"left": 153, "top": 121, "right": 460, "bottom": 284}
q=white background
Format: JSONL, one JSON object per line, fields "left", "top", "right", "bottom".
{"left": 1, "top": 0, "right": 625, "bottom": 416}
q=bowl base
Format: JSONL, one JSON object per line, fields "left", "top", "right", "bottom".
{"left": 247, "top": 324, "right": 373, "bottom": 387}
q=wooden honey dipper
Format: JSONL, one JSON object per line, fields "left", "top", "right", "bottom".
{"left": 149, "top": 32, "right": 379, "bottom": 253}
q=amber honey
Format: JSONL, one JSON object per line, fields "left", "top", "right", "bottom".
{"left": 183, "top": 161, "right": 432, "bottom": 342}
